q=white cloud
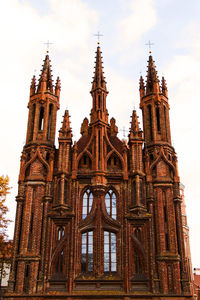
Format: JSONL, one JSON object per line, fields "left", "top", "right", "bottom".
{"left": 0, "top": 0, "right": 98, "bottom": 238}
{"left": 118, "top": 0, "right": 157, "bottom": 49}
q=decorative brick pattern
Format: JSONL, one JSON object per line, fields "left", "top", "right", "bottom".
{"left": 5, "top": 49, "right": 194, "bottom": 299}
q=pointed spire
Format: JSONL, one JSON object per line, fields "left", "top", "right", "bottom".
{"left": 59, "top": 110, "right": 72, "bottom": 139}
{"left": 55, "top": 76, "right": 61, "bottom": 98}
{"left": 37, "top": 54, "right": 53, "bottom": 93}
{"left": 161, "top": 76, "right": 168, "bottom": 97}
{"left": 30, "top": 75, "right": 36, "bottom": 96}
{"left": 91, "top": 46, "right": 107, "bottom": 92}
{"left": 139, "top": 76, "right": 145, "bottom": 98}
{"left": 129, "top": 110, "right": 142, "bottom": 139}
{"left": 146, "top": 55, "right": 160, "bottom": 95}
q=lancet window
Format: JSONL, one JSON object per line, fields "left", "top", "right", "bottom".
{"left": 82, "top": 189, "right": 93, "bottom": 219}
{"left": 105, "top": 190, "right": 117, "bottom": 220}
{"left": 56, "top": 250, "right": 64, "bottom": 273}
{"left": 58, "top": 227, "right": 64, "bottom": 240}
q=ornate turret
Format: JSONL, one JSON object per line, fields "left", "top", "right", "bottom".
{"left": 26, "top": 54, "right": 60, "bottom": 145}
{"left": 140, "top": 54, "right": 171, "bottom": 144}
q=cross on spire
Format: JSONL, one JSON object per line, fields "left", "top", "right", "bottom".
{"left": 120, "top": 126, "right": 129, "bottom": 138}
{"left": 145, "top": 40, "right": 154, "bottom": 54}
{"left": 94, "top": 31, "right": 103, "bottom": 45}
{"left": 44, "top": 40, "right": 53, "bottom": 53}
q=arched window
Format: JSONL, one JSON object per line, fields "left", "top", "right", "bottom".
{"left": 104, "top": 231, "right": 117, "bottom": 272}
{"left": 64, "top": 180, "right": 67, "bottom": 204}
{"left": 57, "top": 180, "right": 61, "bottom": 203}
{"left": 156, "top": 106, "right": 161, "bottom": 132}
{"left": 47, "top": 104, "right": 52, "bottom": 140}
{"left": 56, "top": 250, "right": 64, "bottom": 273}
{"left": 29, "top": 103, "right": 35, "bottom": 141}
{"left": 39, "top": 107, "right": 44, "bottom": 130}
{"left": 82, "top": 190, "right": 93, "bottom": 219}
{"left": 81, "top": 231, "right": 93, "bottom": 272}
{"left": 58, "top": 227, "right": 64, "bottom": 240}
{"left": 105, "top": 190, "right": 117, "bottom": 220}
{"left": 148, "top": 104, "right": 153, "bottom": 141}
{"left": 139, "top": 179, "right": 143, "bottom": 205}
{"left": 163, "top": 191, "right": 169, "bottom": 250}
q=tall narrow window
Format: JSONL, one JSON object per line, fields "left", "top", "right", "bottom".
{"left": 82, "top": 190, "right": 93, "bottom": 219}
{"left": 23, "top": 264, "right": 30, "bottom": 292}
{"left": 39, "top": 107, "right": 44, "bottom": 130}
{"left": 148, "top": 105, "right": 153, "bottom": 141}
{"left": 81, "top": 231, "right": 93, "bottom": 272}
{"left": 164, "top": 106, "right": 168, "bottom": 142}
{"left": 98, "top": 95, "right": 101, "bottom": 109}
{"left": 30, "top": 103, "right": 35, "bottom": 141}
{"left": 57, "top": 180, "right": 61, "bottom": 203}
{"left": 163, "top": 191, "right": 169, "bottom": 251}
{"left": 64, "top": 180, "right": 67, "bottom": 204}
{"left": 58, "top": 227, "right": 64, "bottom": 240}
{"left": 156, "top": 106, "right": 161, "bottom": 132}
{"left": 56, "top": 250, "right": 64, "bottom": 273}
{"left": 139, "top": 179, "right": 143, "bottom": 205}
{"left": 105, "top": 190, "right": 117, "bottom": 219}
{"left": 134, "top": 251, "right": 142, "bottom": 274}
{"left": 104, "top": 231, "right": 117, "bottom": 272}
{"left": 47, "top": 104, "right": 52, "bottom": 140}
{"left": 98, "top": 129, "right": 101, "bottom": 169}
{"left": 132, "top": 181, "right": 136, "bottom": 205}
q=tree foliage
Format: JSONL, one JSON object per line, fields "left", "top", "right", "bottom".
{"left": 0, "top": 175, "right": 10, "bottom": 247}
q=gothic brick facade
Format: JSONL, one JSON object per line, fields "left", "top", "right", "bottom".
{"left": 5, "top": 47, "right": 194, "bottom": 299}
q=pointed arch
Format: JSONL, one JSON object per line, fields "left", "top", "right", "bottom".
{"left": 21, "top": 147, "right": 50, "bottom": 181}
{"left": 150, "top": 147, "right": 175, "bottom": 174}
{"left": 78, "top": 151, "right": 92, "bottom": 170}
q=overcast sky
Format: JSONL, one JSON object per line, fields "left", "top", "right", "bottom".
{"left": 1, "top": 0, "right": 200, "bottom": 268}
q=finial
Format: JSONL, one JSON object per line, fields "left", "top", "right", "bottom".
{"left": 145, "top": 40, "right": 154, "bottom": 54}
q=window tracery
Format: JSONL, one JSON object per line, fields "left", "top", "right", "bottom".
{"left": 82, "top": 189, "right": 93, "bottom": 219}
{"left": 105, "top": 190, "right": 117, "bottom": 220}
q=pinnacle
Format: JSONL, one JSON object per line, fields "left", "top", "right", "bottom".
{"left": 161, "top": 76, "right": 168, "bottom": 97}
{"left": 129, "top": 110, "right": 142, "bottom": 139}
{"left": 91, "top": 46, "right": 107, "bottom": 92}
{"left": 59, "top": 110, "right": 72, "bottom": 139}
{"left": 145, "top": 54, "right": 160, "bottom": 94}
{"left": 37, "top": 54, "right": 54, "bottom": 93}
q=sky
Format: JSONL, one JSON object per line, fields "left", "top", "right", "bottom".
{"left": 0, "top": 0, "right": 200, "bottom": 268}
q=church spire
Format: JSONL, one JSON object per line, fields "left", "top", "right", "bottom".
{"left": 91, "top": 46, "right": 107, "bottom": 92}
{"left": 146, "top": 55, "right": 160, "bottom": 95}
{"left": 90, "top": 46, "right": 109, "bottom": 124}
{"left": 37, "top": 54, "right": 54, "bottom": 93}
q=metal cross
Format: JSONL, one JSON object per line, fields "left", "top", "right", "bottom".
{"left": 120, "top": 126, "right": 129, "bottom": 138}
{"left": 44, "top": 40, "right": 53, "bottom": 53}
{"left": 94, "top": 31, "right": 103, "bottom": 44}
{"left": 145, "top": 40, "right": 154, "bottom": 53}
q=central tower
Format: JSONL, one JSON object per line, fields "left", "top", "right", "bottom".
{"left": 6, "top": 46, "right": 194, "bottom": 299}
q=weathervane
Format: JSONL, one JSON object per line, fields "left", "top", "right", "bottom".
{"left": 44, "top": 40, "right": 53, "bottom": 53}
{"left": 145, "top": 40, "right": 154, "bottom": 54}
{"left": 94, "top": 31, "right": 103, "bottom": 45}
